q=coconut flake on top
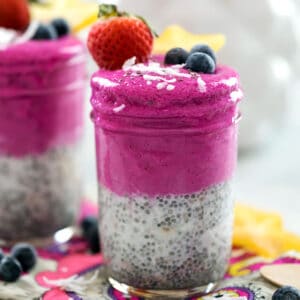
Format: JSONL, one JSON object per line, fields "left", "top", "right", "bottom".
{"left": 123, "top": 61, "right": 196, "bottom": 92}
{"left": 91, "top": 59, "right": 242, "bottom": 119}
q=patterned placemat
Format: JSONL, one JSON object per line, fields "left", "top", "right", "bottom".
{"left": 2, "top": 237, "right": 300, "bottom": 299}
{"left": 1, "top": 202, "right": 300, "bottom": 300}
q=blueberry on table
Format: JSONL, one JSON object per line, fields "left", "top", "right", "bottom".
{"left": 86, "top": 225, "right": 101, "bottom": 254}
{"left": 272, "top": 286, "right": 300, "bottom": 300}
{"left": 185, "top": 52, "right": 216, "bottom": 74}
{"left": 80, "top": 216, "right": 101, "bottom": 253}
{"left": 51, "top": 18, "right": 71, "bottom": 38}
{"left": 11, "top": 243, "right": 37, "bottom": 272}
{"left": 190, "top": 44, "right": 216, "bottom": 63}
{"left": 0, "top": 256, "right": 22, "bottom": 283}
{"left": 32, "top": 23, "right": 58, "bottom": 40}
{"left": 164, "top": 47, "right": 189, "bottom": 65}
{"left": 81, "top": 216, "right": 98, "bottom": 238}
{"left": 0, "top": 249, "right": 4, "bottom": 262}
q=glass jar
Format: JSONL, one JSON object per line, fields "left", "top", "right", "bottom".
{"left": 91, "top": 62, "right": 242, "bottom": 296}
{"left": 0, "top": 37, "right": 86, "bottom": 244}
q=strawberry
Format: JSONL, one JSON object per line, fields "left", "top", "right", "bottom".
{"left": 87, "top": 4, "right": 154, "bottom": 70}
{"left": 0, "top": 0, "right": 30, "bottom": 31}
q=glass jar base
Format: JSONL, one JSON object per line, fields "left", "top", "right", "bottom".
{"left": 109, "top": 277, "right": 218, "bottom": 299}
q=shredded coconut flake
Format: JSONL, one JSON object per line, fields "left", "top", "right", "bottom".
{"left": 128, "top": 62, "right": 191, "bottom": 79}
{"left": 171, "top": 64, "right": 185, "bottom": 69}
{"left": 93, "top": 77, "right": 119, "bottom": 87}
{"left": 113, "top": 104, "right": 126, "bottom": 113}
{"left": 156, "top": 82, "right": 168, "bottom": 90}
{"left": 230, "top": 89, "right": 243, "bottom": 102}
{"left": 122, "top": 56, "right": 137, "bottom": 70}
{"left": 129, "top": 62, "right": 164, "bottom": 75}
{"left": 166, "top": 84, "right": 175, "bottom": 91}
{"left": 125, "top": 62, "right": 193, "bottom": 91}
{"left": 164, "top": 67, "right": 192, "bottom": 78}
{"left": 220, "top": 77, "right": 238, "bottom": 87}
{"left": 197, "top": 77, "right": 207, "bottom": 93}
{"left": 143, "top": 74, "right": 177, "bottom": 83}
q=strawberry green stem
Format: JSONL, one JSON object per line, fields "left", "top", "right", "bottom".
{"left": 98, "top": 4, "right": 120, "bottom": 18}
{"left": 29, "top": 0, "right": 49, "bottom": 4}
{"left": 98, "top": 4, "right": 158, "bottom": 37}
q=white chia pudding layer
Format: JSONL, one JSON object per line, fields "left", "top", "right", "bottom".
{"left": 98, "top": 182, "right": 234, "bottom": 290}
{"left": 0, "top": 146, "right": 82, "bottom": 243}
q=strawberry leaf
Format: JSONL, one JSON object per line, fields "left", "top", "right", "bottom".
{"left": 98, "top": 4, "right": 119, "bottom": 18}
{"left": 28, "top": 0, "right": 50, "bottom": 5}
{"left": 136, "top": 16, "right": 159, "bottom": 38}
{"left": 97, "top": 4, "right": 158, "bottom": 38}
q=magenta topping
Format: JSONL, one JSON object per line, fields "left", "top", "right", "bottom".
{"left": 91, "top": 61, "right": 242, "bottom": 197}
{"left": 91, "top": 62, "right": 241, "bottom": 119}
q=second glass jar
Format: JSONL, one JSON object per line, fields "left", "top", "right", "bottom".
{"left": 0, "top": 37, "right": 86, "bottom": 244}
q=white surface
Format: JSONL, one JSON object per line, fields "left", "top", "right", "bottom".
{"left": 236, "top": 126, "right": 300, "bottom": 235}
{"left": 236, "top": 78, "right": 300, "bottom": 235}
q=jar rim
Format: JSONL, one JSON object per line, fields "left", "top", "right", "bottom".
{"left": 92, "top": 110, "right": 241, "bottom": 135}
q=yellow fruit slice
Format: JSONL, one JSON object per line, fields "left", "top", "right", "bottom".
{"left": 73, "top": 13, "right": 98, "bottom": 33}
{"left": 153, "top": 25, "right": 226, "bottom": 54}
{"left": 234, "top": 203, "right": 283, "bottom": 230}
{"left": 233, "top": 203, "right": 300, "bottom": 258}
{"left": 29, "top": 0, "right": 98, "bottom": 33}
{"left": 281, "top": 231, "right": 300, "bottom": 252}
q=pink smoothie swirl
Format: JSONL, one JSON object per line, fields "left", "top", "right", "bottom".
{"left": 0, "top": 37, "right": 86, "bottom": 156}
{"left": 91, "top": 61, "right": 243, "bottom": 197}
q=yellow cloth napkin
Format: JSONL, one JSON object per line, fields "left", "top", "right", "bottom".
{"left": 234, "top": 203, "right": 300, "bottom": 258}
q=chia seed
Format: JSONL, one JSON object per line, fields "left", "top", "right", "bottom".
{"left": 98, "top": 181, "right": 233, "bottom": 290}
{"left": 0, "top": 145, "right": 82, "bottom": 243}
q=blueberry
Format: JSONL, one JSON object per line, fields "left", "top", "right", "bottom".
{"left": 81, "top": 216, "right": 98, "bottom": 238}
{"left": 80, "top": 216, "right": 101, "bottom": 253}
{"left": 51, "top": 18, "right": 70, "bottom": 38}
{"left": 272, "top": 286, "right": 300, "bottom": 300}
{"left": 11, "top": 243, "right": 37, "bottom": 272}
{"left": 86, "top": 225, "right": 101, "bottom": 254}
{"left": 32, "top": 23, "right": 57, "bottom": 40}
{"left": 164, "top": 47, "right": 189, "bottom": 65}
{"left": 190, "top": 44, "right": 216, "bottom": 63}
{"left": 185, "top": 52, "right": 216, "bottom": 74}
{"left": 0, "top": 249, "right": 4, "bottom": 263}
{"left": 0, "top": 256, "right": 22, "bottom": 282}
